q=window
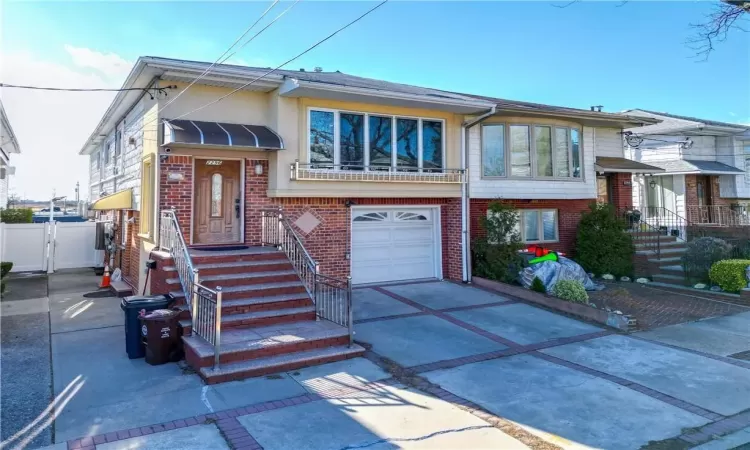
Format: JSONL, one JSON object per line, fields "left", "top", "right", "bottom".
{"left": 308, "top": 109, "right": 444, "bottom": 171}
{"left": 481, "top": 123, "right": 582, "bottom": 180}
{"left": 93, "top": 151, "right": 100, "bottom": 170}
{"left": 353, "top": 211, "right": 388, "bottom": 222}
{"left": 139, "top": 154, "right": 155, "bottom": 238}
{"left": 104, "top": 141, "right": 112, "bottom": 165}
{"left": 510, "top": 125, "right": 531, "bottom": 177}
{"left": 121, "top": 211, "right": 128, "bottom": 246}
{"left": 211, "top": 173, "right": 223, "bottom": 217}
{"left": 519, "top": 209, "right": 558, "bottom": 243}
{"left": 114, "top": 130, "right": 122, "bottom": 163}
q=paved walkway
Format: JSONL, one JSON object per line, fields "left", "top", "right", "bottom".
{"left": 588, "top": 282, "right": 749, "bottom": 329}
{"left": 6, "top": 277, "right": 750, "bottom": 449}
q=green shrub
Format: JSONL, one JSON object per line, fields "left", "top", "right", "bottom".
{"left": 530, "top": 277, "right": 546, "bottom": 294}
{"left": 472, "top": 201, "right": 526, "bottom": 284}
{"left": 682, "top": 237, "right": 733, "bottom": 283}
{"left": 575, "top": 203, "right": 634, "bottom": 277}
{"left": 0, "top": 262, "right": 12, "bottom": 279}
{"left": 709, "top": 259, "right": 750, "bottom": 293}
{"left": 551, "top": 279, "right": 589, "bottom": 303}
{"left": 0, "top": 208, "right": 33, "bottom": 223}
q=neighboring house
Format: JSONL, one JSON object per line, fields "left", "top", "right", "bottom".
{"left": 0, "top": 101, "right": 21, "bottom": 209}
{"left": 465, "top": 99, "right": 661, "bottom": 257}
{"left": 623, "top": 110, "right": 749, "bottom": 229}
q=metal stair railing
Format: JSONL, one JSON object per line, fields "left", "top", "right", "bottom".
{"left": 159, "top": 208, "right": 197, "bottom": 308}
{"left": 261, "top": 207, "right": 353, "bottom": 346}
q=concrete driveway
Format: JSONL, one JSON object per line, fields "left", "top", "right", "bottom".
{"left": 353, "top": 281, "right": 750, "bottom": 450}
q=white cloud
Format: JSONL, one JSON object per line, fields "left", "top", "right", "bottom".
{"left": 64, "top": 45, "right": 133, "bottom": 79}
{"left": 0, "top": 47, "right": 131, "bottom": 200}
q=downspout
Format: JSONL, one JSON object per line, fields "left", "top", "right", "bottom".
{"left": 461, "top": 106, "right": 496, "bottom": 283}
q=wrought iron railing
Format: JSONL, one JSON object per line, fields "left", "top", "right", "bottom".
{"left": 291, "top": 161, "right": 464, "bottom": 184}
{"left": 617, "top": 207, "right": 661, "bottom": 257}
{"left": 191, "top": 275, "right": 223, "bottom": 369}
{"left": 686, "top": 205, "right": 750, "bottom": 227}
{"left": 639, "top": 206, "right": 689, "bottom": 241}
{"left": 261, "top": 207, "right": 353, "bottom": 345}
{"left": 159, "top": 209, "right": 196, "bottom": 310}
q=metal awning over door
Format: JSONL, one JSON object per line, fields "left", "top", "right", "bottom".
{"left": 163, "top": 119, "right": 284, "bottom": 150}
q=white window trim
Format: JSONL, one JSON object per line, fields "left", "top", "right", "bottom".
{"left": 480, "top": 123, "right": 583, "bottom": 181}
{"left": 307, "top": 107, "right": 446, "bottom": 172}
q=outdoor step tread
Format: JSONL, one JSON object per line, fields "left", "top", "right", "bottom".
{"left": 200, "top": 270, "right": 298, "bottom": 282}
{"left": 634, "top": 241, "right": 685, "bottom": 247}
{"left": 660, "top": 265, "right": 685, "bottom": 272}
{"left": 638, "top": 247, "right": 686, "bottom": 255}
{"left": 222, "top": 306, "right": 315, "bottom": 324}
{"left": 164, "top": 260, "right": 293, "bottom": 272}
{"left": 647, "top": 256, "right": 683, "bottom": 263}
{"left": 198, "top": 344, "right": 365, "bottom": 380}
{"left": 652, "top": 273, "right": 685, "bottom": 281}
{"left": 183, "top": 319, "right": 349, "bottom": 358}
{"left": 222, "top": 293, "right": 311, "bottom": 308}
{"left": 220, "top": 281, "right": 305, "bottom": 293}
{"left": 189, "top": 247, "right": 282, "bottom": 257}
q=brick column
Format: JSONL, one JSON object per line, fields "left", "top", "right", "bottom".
{"left": 159, "top": 156, "right": 193, "bottom": 236}
{"left": 610, "top": 173, "right": 634, "bottom": 209}
{"left": 244, "top": 159, "right": 272, "bottom": 246}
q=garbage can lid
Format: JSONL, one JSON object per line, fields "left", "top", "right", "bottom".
{"left": 121, "top": 295, "right": 170, "bottom": 309}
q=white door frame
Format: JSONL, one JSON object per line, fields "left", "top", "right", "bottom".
{"left": 190, "top": 157, "right": 245, "bottom": 245}
{"left": 349, "top": 204, "right": 443, "bottom": 284}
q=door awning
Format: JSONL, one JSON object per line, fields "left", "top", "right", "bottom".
{"left": 163, "top": 120, "right": 284, "bottom": 150}
{"left": 595, "top": 157, "right": 664, "bottom": 174}
{"left": 91, "top": 189, "right": 132, "bottom": 210}
{"left": 647, "top": 159, "right": 745, "bottom": 175}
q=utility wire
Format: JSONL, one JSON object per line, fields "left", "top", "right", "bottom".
{"left": 0, "top": 83, "right": 173, "bottom": 93}
{"left": 166, "top": 0, "right": 389, "bottom": 123}
{"left": 158, "top": 0, "right": 283, "bottom": 113}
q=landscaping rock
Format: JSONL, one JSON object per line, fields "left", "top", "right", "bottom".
{"left": 694, "top": 283, "right": 707, "bottom": 289}
{"left": 636, "top": 278, "right": 649, "bottom": 284}
{"left": 620, "top": 276, "right": 631, "bottom": 282}
{"left": 602, "top": 274, "right": 615, "bottom": 280}
{"left": 710, "top": 286, "right": 723, "bottom": 292}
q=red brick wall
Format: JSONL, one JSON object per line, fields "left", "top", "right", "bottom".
{"left": 261, "top": 197, "right": 462, "bottom": 281}
{"left": 470, "top": 198, "right": 593, "bottom": 255}
{"left": 685, "top": 175, "right": 730, "bottom": 207}
{"left": 148, "top": 252, "right": 173, "bottom": 296}
{"left": 159, "top": 156, "right": 193, "bottom": 235}
{"left": 244, "top": 159, "right": 272, "bottom": 245}
{"left": 610, "top": 173, "right": 634, "bottom": 209}
{"left": 127, "top": 211, "right": 141, "bottom": 292}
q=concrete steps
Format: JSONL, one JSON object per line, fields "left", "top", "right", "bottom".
{"left": 198, "top": 345, "right": 365, "bottom": 385}
{"left": 172, "top": 246, "right": 358, "bottom": 384}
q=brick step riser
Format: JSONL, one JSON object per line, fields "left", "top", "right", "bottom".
{"left": 222, "top": 298, "right": 313, "bottom": 315}
{"left": 201, "top": 274, "right": 301, "bottom": 289}
{"left": 224, "top": 286, "right": 308, "bottom": 300}
{"left": 185, "top": 334, "right": 351, "bottom": 368}
{"left": 201, "top": 349, "right": 364, "bottom": 385}
{"left": 222, "top": 311, "right": 317, "bottom": 331}
{"left": 191, "top": 253, "right": 288, "bottom": 265}
{"left": 196, "top": 263, "right": 294, "bottom": 276}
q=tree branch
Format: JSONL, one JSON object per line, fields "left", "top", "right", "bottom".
{"left": 551, "top": 0, "right": 579, "bottom": 9}
{"left": 688, "top": 1, "right": 749, "bottom": 60}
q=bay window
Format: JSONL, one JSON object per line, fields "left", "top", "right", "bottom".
{"left": 482, "top": 123, "right": 582, "bottom": 180}
{"left": 308, "top": 108, "right": 444, "bottom": 171}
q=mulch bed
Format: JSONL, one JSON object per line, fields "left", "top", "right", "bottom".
{"left": 588, "top": 282, "right": 749, "bottom": 330}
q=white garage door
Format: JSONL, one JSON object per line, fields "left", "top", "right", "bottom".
{"left": 351, "top": 207, "right": 440, "bottom": 285}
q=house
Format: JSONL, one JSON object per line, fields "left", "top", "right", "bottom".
{"left": 79, "top": 56, "right": 664, "bottom": 381}
{"left": 0, "top": 101, "right": 21, "bottom": 209}
{"left": 464, "top": 100, "right": 662, "bottom": 258}
{"left": 623, "top": 110, "right": 750, "bottom": 230}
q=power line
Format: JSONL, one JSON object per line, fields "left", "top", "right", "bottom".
{"left": 166, "top": 0, "right": 389, "bottom": 123}
{"left": 0, "top": 83, "right": 176, "bottom": 93}
{"left": 158, "top": 0, "right": 283, "bottom": 113}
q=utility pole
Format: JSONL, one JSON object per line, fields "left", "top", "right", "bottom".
{"left": 75, "top": 182, "right": 79, "bottom": 204}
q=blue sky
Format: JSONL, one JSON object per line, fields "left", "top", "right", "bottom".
{"left": 1, "top": 1, "right": 748, "bottom": 199}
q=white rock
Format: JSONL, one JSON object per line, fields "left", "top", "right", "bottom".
{"left": 710, "top": 286, "right": 722, "bottom": 292}
{"left": 694, "top": 283, "right": 707, "bottom": 289}
{"left": 589, "top": 303, "right": 597, "bottom": 308}
{"left": 615, "top": 310, "right": 623, "bottom": 315}
{"left": 636, "top": 278, "right": 649, "bottom": 284}
{"left": 620, "top": 276, "right": 631, "bottom": 282}
{"left": 602, "top": 274, "right": 615, "bottom": 280}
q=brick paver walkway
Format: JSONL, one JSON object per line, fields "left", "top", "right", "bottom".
{"left": 588, "top": 282, "right": 749, "bottom": 329}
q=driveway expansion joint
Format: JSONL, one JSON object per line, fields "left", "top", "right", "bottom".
{"left": 629, "top": 334, "right": 750, "bottom": 370}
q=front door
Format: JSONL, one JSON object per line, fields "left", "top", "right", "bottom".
{"left": 696, "top": 175, "right": 713, "bottom": 223}
{"left": 194, "top": 159, "right": 241, "bottom": 245}
{"left": 596, "top": 175, "right": 612, "bottom": 205}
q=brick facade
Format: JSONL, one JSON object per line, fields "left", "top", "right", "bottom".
{"left": 470, "top": 198, "right": 593, "bottom": 255}
{"left": 109, "top": 210, "right": 141, "bottom": 291}
{"left": 610, "top": 173, "right": 634, "bottom": 209}
{"left": 685, "top": 175, "right": 730, "bottom": 208}
{"left": 158, "top": 157, "right": 463, "bottom": 282}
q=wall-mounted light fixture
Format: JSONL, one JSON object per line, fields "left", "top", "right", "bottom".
{"left": 255, "top": 164, "right": 264, "bottom": 175}
{"left": 649, "top": 179, "right": 657, "bottom": 189}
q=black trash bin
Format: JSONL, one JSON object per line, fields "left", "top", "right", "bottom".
{"left": 120, "top": 295, "right": 172, "bottom": 359}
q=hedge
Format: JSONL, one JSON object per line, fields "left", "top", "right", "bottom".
{"left": 551, "top": 279, "right": 589, "bottom": 303}
{"left": 0, "top": 208, "right": 33, "bottom": 223}
{"left": 709, "top": 259, "right": 750, "bottom": 293}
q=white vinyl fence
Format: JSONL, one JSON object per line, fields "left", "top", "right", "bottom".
{"left": 0, "top": 221, "right": 104, "bottom": 272}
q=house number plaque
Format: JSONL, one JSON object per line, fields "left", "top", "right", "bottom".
{"left": 206, "top": 160, "right": 223, "bottom": 166}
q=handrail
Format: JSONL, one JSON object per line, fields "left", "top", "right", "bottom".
{"left": 159, "top": 209, "right": 197, "bottom": 311}
{"left": 191, "top": 275, "right": 223, "bottom": 369}
{"left": 687, "top": 205, "right": 750, "bottom": 227}
{"left": 261, "top": 207, "right": 353, "bottom": 346}
{"left": 618, "top": 207, "right": 662, "bottom": 259}
{"left": 640, "top": 206, "right": 689, "bottom": 241}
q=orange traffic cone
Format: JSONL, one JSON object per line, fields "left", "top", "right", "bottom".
{"left": 99, "top": 265, "right": 111, "bottom": 288}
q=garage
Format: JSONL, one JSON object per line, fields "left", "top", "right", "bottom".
{"left": 351, "top": 207, "right": 441, "bottom": 285}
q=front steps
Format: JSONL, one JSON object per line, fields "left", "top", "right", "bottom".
{"left": 630, "top": 229, "right": 690, "bottom": 286}
{"left": 162, "top": 246, "right": 363, "bottom": 384}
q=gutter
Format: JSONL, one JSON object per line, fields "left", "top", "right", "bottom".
{"left": 460, "top": 106, "right": 496, "bottom": 283}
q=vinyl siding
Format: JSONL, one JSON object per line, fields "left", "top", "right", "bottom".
{"left": 593, "top": 127, "right": 623, "bottom": 158}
